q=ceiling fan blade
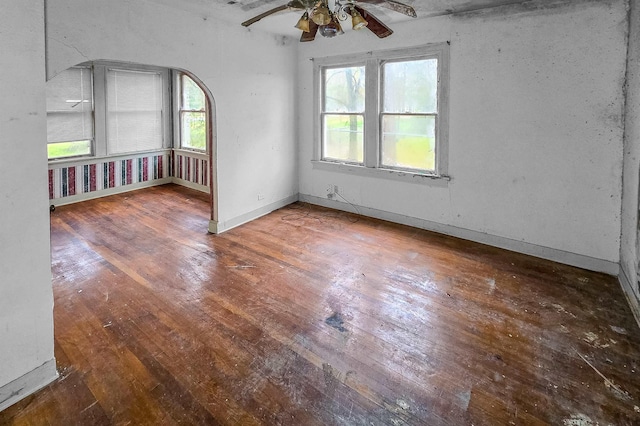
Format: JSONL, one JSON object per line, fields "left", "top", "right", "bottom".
{"left": 300, "top": 21, "right": 319, "bottom": 42}
{"left": 355, "top": 6, "right": 393, "bottom": 38}
{"left": 356, "top": 0, "right": 417, "bottom": 18}
{"left": 241, "top": 4, "right": 291, "bottom": 27}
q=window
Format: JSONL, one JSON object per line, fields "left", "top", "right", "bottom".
{"left": 322, "top": 65, "right": 365, "bottom": 163}
{"left": 381, "top": 58, "right": 438, "bottom": 171}
{"left": 45, "top": 62, "right": 170, "bottom": 161}
{"left": 314, "top": 44, "right": 449, "bottom": 179}
{"left": 107, "top": 68, "right": 164, "bottom": 154}
{"left": 46, "top": 66, "right": 94, "bottom": 159}
{"left": 178, "top": 74, "right": 207, "bottom": 151}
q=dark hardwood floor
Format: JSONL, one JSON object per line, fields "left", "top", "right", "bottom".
{"left": 1, "top": 183, "right": 639, "bottom": 425}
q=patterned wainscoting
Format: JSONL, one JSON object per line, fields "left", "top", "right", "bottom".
{"left": 48, "top": 151, "right": 171, "bottom": 203}
{"left": 173, "top": 149, "right": 209, "bottom": 190}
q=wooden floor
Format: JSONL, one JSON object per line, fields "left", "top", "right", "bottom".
{"left": 1, "top": 184, "right": 639, "bottom": 425}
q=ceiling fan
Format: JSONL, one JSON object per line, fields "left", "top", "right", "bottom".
{"left": 241, "top": 0, "right": 417, "bottom": 42}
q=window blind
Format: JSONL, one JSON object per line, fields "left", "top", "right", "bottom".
{"left": 107, "top": 69, "right": 163, "bottom": 154}
{"left": 46, "top": 67, "right": 93, "bottom": 143}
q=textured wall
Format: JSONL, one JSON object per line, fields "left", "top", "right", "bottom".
{"left": 173, "top": 150, "right": 209, "bottom": 188}
{"left": 46, "top": 0, "right": 299, "bottom": 226}
{"left": 48, "top": 152, "right": 170, "bottom": 201}
{"left": 0, "top": 0, "right": 56, "bottom": 387}
{"left": 621, "top": 0, "right": 640, "bottom": 305}
{"left": 298, "top": 0, "right": 627, "bottom": 268}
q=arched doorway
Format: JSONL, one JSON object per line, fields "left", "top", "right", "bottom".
{"left": 45, "top": 61, "right": 217, "bottom": 231}
{"left": 172, "top": 69, "right": 218, "bottom": 233}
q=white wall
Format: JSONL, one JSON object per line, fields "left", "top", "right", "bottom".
{"left": 620, "top": 0, "right": 640, "bottom": 316}
{"left": 0, "top": 0, "right": 56, "bottom": 391}
{"left": 46, "top": 0, "right": 299, "bottom": 229}
{"left": 298, "top": 0, "right": 627, "bottom": 272}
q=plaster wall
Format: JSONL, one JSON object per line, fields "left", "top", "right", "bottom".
{"left": 621, "top": 0, "right": 640, "bottom": 311}
{"left": 297, "top": 0, "right": 627, "bottom": 268}
{"left": 0, "top": 0, "right": 56, "bottom": 387}
{"left": 46, "top": 0, "right": 299, "bottom": 227}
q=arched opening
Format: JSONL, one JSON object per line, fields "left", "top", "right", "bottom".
{"left": 45, "top": 61, "right": 217, "bottom": 229}
{"left": 171, "top": 68, "right": 218, "bottom": 231}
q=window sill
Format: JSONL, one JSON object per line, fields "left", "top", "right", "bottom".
{"left": 174, "top": 148, "right": 208, "bottom": 158}
{"left": 48, "top": 148, "right": 171, "bottom": 168}
{"left": 311, "top": 160, "right": 451, "bottom": 186}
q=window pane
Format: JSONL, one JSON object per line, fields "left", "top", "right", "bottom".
{"left": 107, "top": 69, "right": 163, "bottom": 154}
{"left": 383, "top": 59, "right": 437, "bottom": 113}
{"left": 46, "top": 67, "right": 93, "bottom": 144}
{"left": 181, "top": 112, "right": 206, "bottom": 150}
{"left": 381, "top": 115, "right": 435, "bottom": 171}
{"left": 181, "top": 75, "right": 205, "bottom": 111}
{"left": 47, "top": 140, "right": 92, "bottom": 159}
{"left": 323, "top": 114, "right": 364, "bottom": 163}
{"left": 324, "top": 66, "right": 365, "bottom": 113}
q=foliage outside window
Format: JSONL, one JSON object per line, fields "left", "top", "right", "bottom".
{"left": 316, "top": 44, "right": 449, "bottom": 178}
{"left": 46, "top": 66, "right": 94, "bottom": 159}
{"left": 179, "top": 74, "right": 207, "bottom": 151}
{"left": 322, "top": 65, "right": 365, "bottom": 164}
{"left": 381, "top": 59, "right": 438, "bottom": 172}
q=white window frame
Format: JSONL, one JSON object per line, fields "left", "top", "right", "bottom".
{"left": 320, "top": 63, "right": 367, "bottom": 165}
{"left": 174, "top": 72, "right": 207, "bottom": 153}
{"left": 46, "top": 65, "right": 95, "bottom": 160}
{"left": 48, "top": 61, "right": 171, "bottom": 163}
{"left": 312, "top": 43, "right": 450, "bottom": 183}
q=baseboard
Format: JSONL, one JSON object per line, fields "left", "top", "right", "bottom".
{"left": 49, "top": 178, "right": 173, "bottom": 207}
{"left": 299, "top": 194, "right": 619, "bottom": 275}
{"left": 210, "top": 194, "right": 299, "bottom": 234}
{"left": 619, "top": 267, "right": 640, "bottom": 329}
{"left": 0, "top": 359, "right": 58, "bottom": 412}
{"left": 171, "top": 177, "right": 209, "bottom": 194}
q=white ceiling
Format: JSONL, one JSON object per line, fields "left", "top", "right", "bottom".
{"left": 142, "top": 0, "right": 553, "bottom": 38}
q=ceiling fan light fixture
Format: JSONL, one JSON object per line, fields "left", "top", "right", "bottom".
{"left": 240, "top": 0, "right": 416, "bottom": 42}
{"left": 294, "top": 11, "right": 310, "bottom": 32}
{"left": 319, "top": 25, "right": 338, "bottom": 38}
{"left": 351, "top": 9, "right": 368, "bottom": 30}
{"left": 310, "top": 1, "right": 332, "bottom": 26}
{"left": 334, "top": 18, "right": 344, "bottom": 35}
{"left": 319, "top": 15, "right": 343, "bottom": 38}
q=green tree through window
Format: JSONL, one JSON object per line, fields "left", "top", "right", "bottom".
{"left": 180, "top": 74, "right": 207, "bottom": 151}
{"left": 322, "top": 65, "right": 365, "bottom": 163}
{"left": 315, "top": 43, "right": 449, "bottom": 177}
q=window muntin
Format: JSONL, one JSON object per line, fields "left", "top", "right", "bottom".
{"left": 106, "top": 68, "right": 164, "bottom": 154}
{"left": 46, "top": 66, "right": 94, "bottom": 159}
{"left": 46, "top": 62, "right": 171, "bottom": 162}
{"left": 179, "top": 74, "right": 207, "bottom": 151}
{"left": 314, "top": 44, "right": 449, "bottom": 179}
{"left": 321, "top": 65, "right": 365, "bottom": 164}
{"left": 381, "top": 58, "right": 438, "bottom": 172}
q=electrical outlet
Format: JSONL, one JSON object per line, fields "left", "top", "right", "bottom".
{"left": 333, "top": 185, "right": 339, "bottom": 194}
{"left": 258, "top": 193, "right": 264, "bottom": 201}
{"left": 327, "top": 184, "right": 334, "bottom": 194}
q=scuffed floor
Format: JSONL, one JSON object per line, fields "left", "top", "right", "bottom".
{"left": 1, "top": 184, "right": 639, "bottom": 425}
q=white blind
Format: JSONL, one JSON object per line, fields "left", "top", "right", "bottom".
{"left": 46, "top": 67, "right": 93, "bottom": 143}
{"left": 107, "top": 69, "right": 163, "bottom": 154}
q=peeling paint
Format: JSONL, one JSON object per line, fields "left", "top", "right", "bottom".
{"left": 562, "top": 413, "right": 594, "bottom": 426}
{"left": 583, "top": 332, "right": 610, "bottom": 348}
{"left": 553, "top": 304, "right": 577, "bottom": 318}
{"left": 456, "top": 389, "right": 471, "bottom": 411}
{"left": 486, "top": 277, "right": 496, "bottom": 294}
{"left": 610, "top": 325, "right": 629, "bottom": 335}
{"left": 452, "top": 0, "right": 620, "bottom": 21}
{"left": 396, "top": 398, "right": 410, "bottom": 410}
